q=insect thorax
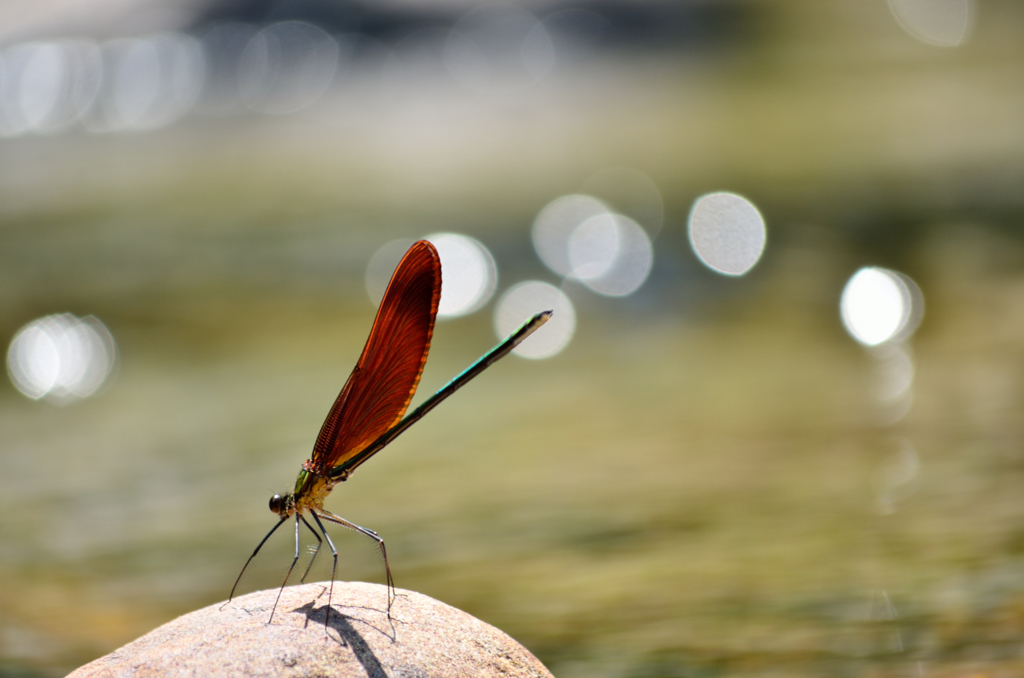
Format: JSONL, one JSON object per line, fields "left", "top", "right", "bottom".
{"left": 293, "top": 465, "right": 337, "bottom": 508}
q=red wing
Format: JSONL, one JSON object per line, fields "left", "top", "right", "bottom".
{"left": 309, "top": 240, "right": 442, "bottom": 473}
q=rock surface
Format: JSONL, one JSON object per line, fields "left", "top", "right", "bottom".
{"left": 69, "top": 581, "right": 553, "bottom": 678}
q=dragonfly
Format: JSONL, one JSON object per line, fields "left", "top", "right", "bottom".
{"left": 226, "top": 239, "right": 551, "bottom": 625}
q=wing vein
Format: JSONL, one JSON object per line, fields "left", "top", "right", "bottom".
{"left": 307, "top": 240, "right": 442, "bottom": 473}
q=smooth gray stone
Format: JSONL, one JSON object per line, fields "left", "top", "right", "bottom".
{"left": 69, "top": 581, "right": 553, "bottom": 678}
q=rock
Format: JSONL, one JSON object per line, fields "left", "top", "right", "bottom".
{"left": 69, "top": 581, "right": 553, "bottom": 678}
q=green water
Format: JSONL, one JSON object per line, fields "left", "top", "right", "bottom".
{"left": 5, "top": 233, "right": 1024, "bottom": 677}
{"left": 3, "top": 3, "right": 1024, "bottom": 675}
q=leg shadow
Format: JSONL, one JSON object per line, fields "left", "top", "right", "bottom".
{"left": 296, "top": 602, "right": 388, "bottom": 678}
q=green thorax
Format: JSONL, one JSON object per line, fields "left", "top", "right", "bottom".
{"left": 291, "top": 466, "right": 335, "bottom": 511}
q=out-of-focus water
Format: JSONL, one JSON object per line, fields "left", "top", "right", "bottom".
{"left": 6, "top": 229, "right": 1024, "bottom": 677}
{"left": 3, "top": 1, "right": 1024, "bottom": 676}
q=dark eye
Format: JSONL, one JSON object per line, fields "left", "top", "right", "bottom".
{"left": 269, "top": 494, "right": 283, "bottom": 514}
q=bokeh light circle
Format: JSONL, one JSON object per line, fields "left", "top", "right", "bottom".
{"left": 365, "top": 238, "right": 415, "bottom": 306}
{"left": 84, "top": 33, "right": 205, "bottom": 132}
{"left": 569, "top": 214, "right": 653, "bottom": 297}
{"left": 0, "top": 39, "right": 102, "bottom": 136}
{"left": 688, "top": 192, "right": 767, "bottom": 276}
{"left": 238, "top": 21, "right": 339, "bottom": 114}
{"left": 532, "top": 194, "right": 610, "bottom": 277}
{"left": 445, "top": 3, "right": 554, "bottom": 95}
{"left": 569, "top": 213, "right": 619, "bottom": 280}
{"left": 581, "top": 166, "right": 664, "bottom": 237}
{"left": 10, "top": 42, "right": 65, "bottom": 132}
{"left": 888, "top": 0, "right": 973, "bottom": 47}
{"left": 196, "top": 23, "right": 261, "bottom": 116}
{"left": 366, "top": 236, "right": 497, "bottom": 318}
{"left": 426, "top": 232, "right": 498, "bottom": 318}
{"left": 872, "top": 343, "right": 915, "bottom": 404}
{"left": 7, "top": 314, "right": 117, "bottom": 403}
{"left": 840, "top": 267, "right": 922, "bottom": 346}
{"left": 493, "top": 282, "right": 575, "bottom": 359}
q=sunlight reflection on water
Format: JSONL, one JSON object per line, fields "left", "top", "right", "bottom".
{"left": 569, "top": 213, "right": 653, "bottom": 297}
{"left": 85, "top": 34, "right": 204, "bottom": 133}
{"left": 841, "top": 267, "right": 924, "bottom": 424}
{"left": 0, "top": 20, "right": 342, "bottom": 137}
{"left": 0, "top": 39, "right": 102, "bottom": 135}
{"left": 7, "top": 314, "right": 117, "bottom": 404}
{"left": 365, "top": 235, "right": 497, "bottom": 319}
{"left": 532, "top": 183, "right": 655, "bottom": 298}
{"left": 840, "top": 267, "right": 923, "bottom": 347}
{"left": 365, "top": 238, "right": 415, "bottom": 306}
{"left": 533, "top": 194, "right": 610, "bottom": 278}
{"left": 888, "top": 0, "right": 973, "bottom": 47}
{"left": 426, "top": 232, "right": 498, "bottom": 318}
{"left": 688, "top": 192, "right": 766, "bottom": 276}
{"left": 445, "top": 4, "right": 554, "bottom": 96}
{"left": 237, "top": 21, "right": 338, "bottom": 115}
{"left": 493, "top": 281, "right": 575, "bottom": 359}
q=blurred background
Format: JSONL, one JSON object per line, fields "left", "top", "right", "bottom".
{"left": 3, "top": 0, "right": 1024, "bottom": 675}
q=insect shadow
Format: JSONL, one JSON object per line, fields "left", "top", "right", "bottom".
{"left": 296, "top": 598, "right": 396, "bottom": 678}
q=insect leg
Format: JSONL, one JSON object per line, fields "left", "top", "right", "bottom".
{"left": 310, "top": 511, "right": 339, "bottom": 629}
{"left": 224, "top": 515, "right": 288, "bottom": 609}
{"left": 316, "top": 508, "right": 394, "bottom": 618}
{"left": 298, "top": 514, "right": 323, "bottom": 584}
{"left": 267, "top": 514, "right": 303, "bottom": 624}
